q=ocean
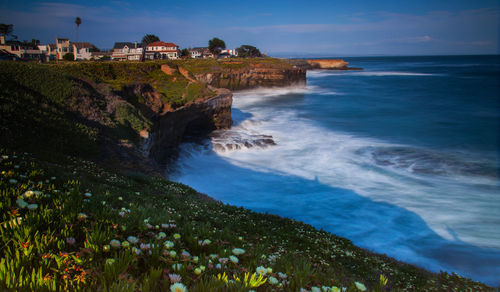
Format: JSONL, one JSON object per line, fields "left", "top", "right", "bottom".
{"left": 170, "top": 55, "right": 500, "bottom": 285}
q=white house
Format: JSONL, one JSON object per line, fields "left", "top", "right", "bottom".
{"left": 145, "top": 41, "right": 179, "bottom": 59}
{"left": 72, "top": 42, "right": 93, "bottom": 60}
{"left": 112, "top": 42, "right": 143, "bottom": 61}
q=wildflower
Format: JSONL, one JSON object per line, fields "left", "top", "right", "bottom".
{"left": 164, "top": 241, "right": 175, "bottom": 249}
{"left": 267, "top": 267, "right": 273, "bottom": 274}
{"left": 172, "top": 263, "right": 182, "bottom": 271}
{"left": 268, "top": 276, "right": 279, "bottom": 285}
{"left": 232, "top": 248, "right": 245, "bottom": 255}
{"left": 173, "top": 233, "right": 181, "bottom": 240}
{"left": 119, "top": 211, "right": 125, "bottom": 217}
{"left": 278, "top": 272, "right": 287, "bottom": 279}
{"left": 106, "top": 258, "right": 115, "bottom": 265}
{"left": 24, "top": 190, "right": 35, "bottom": 198}
{"left": 140, "top": 243, "right": 150, "bottom": 251}
{"left": 122, "top": 241, "right": 130, "bottom": 248}
{"left": 215, "top": 263, "right": 221, "bottom": 269}
{"left": 16, "top": 199, "right": 28, "bottom": 209}
{"left": 146, "top": 223, "right": 153, "bottom": 229}
{"left": 331, "top": 287, "right": 340, "bottom": 292}
{"left": 238, "top": 236, "right": 243, "bottom": 240}
{"left": 103, "top": 245, "right": 110, "bottom": 252}
{"left": 170, "top": 250, "right": 177, "bottom": 258}
{"left": 192, "top": 256, "right": 199, "bottom": 263}
{"left": 51, "top": 176, "right": 56, "bottom": 180}
{"left": 84, "top": 192, "right": 92, "bottom": 198}
{"left": 27, "top": 204, "right": 38, "bottom": 210}
{"left": 133, "top": 247, "right": 141, "bottom": 255}
{"left": 229, "top": 255, "right": 239, "bottom": 264}
{"left": 181, "top": 250, "right": 191, "bottom": 259}
{"left": 9, "top": 179, "right": 18, "bottom": 184}
{"left": 209, "top": 254, "right": 218, "bottom": 260}
{"left": 77, "top": 213, "right": 88, "bottom": 220}
{"left": 118, "top": 196, "right": 123, "bottom": 201}
{"left": 194, "top": 268, "right": 202, "bottom": 275}
{"left": 219, "top": 257, "right": 229, "bottom": 264}
{"left": 312, "top": 287, "right": 321, "bottom": 292}
{"left": 355, "top": 282, "right": 366, "bottom": 291}
{"left": 127, "top": 236, "right": 139, "bottom": 244}
{"left": 66, "top": 237, "right": 76, "bottom": 245}
{"left": 157, "top": 232, "right": 167, "bottom": 239}
{"left": 169, "top": 273, "right": 182, "bottom": 283}
{"left": 256, "top": 266, "right": 267, "bottom": 276}
{"left": 109, "top": 239, "right": 121, "bottom": 248}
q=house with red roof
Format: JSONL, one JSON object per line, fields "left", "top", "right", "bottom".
{"left": 145, "top": 41, "right": 179, "bottom": 60}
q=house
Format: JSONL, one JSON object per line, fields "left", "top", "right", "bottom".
{"left": 55, "top": 38, "right": 71, "bottom": 59}
{"left": 37, "top": 44, "right": 57, "bottom": 61}
{"left": 72, "top": 42, "right": 93, "bottom": 60}
{"left": 145, "top": 41, "right": 179, "bottom": 60}
{"left": 91, "top": 52, "right": 112, "bottom": 61}
{"left": 0, "top": 35, "right": 45, "bottom": 61}
{"left": 220, "top": 49, "right": 238, "bottom": 57}
{"left": 112, "top": 42, "right": 143, "bottom": 61}
{"left": 188, "top": 47, "right": 205, "bottom": 58}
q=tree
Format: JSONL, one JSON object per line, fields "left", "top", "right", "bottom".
{"left": 142, "top": 34, "right": 160, "bottom": 46}
{"left": 208, "top": 37, "right": 226, "bottom": 56}
{"left": 75, "top": 17, "right": 82, "bottom": 42}
{"left": 236, "top": 45, "right": 262, "bottom": 58}
{"left": 180, "top": 48, "right": 190, "bottom": 58}
{"left": 0, "top": 23, "right": 17, "bottom": 41}
{"left": 90, "top": 45, "right": 100, "bottom": 52}
{"left": 63, "top": 52, "right": 74, "bottom": 61}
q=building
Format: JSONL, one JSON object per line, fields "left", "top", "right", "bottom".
{"left": 220, "top": 49, "right": 238, "bottom": 57}
{"left": 112, "top": 42, "right": 144, "bottom": 61}
{"left": 145, "top": 41, "right": 179, "bottom": 60}
{"left": 0, "top": 35, "right": 45, "bottom": 61}
{"left": 72, "top": 42, "right": 93, "bottom": 60}
{"left": 188, "top": 47, "right": 205, "bottom": 58}
{"left": 55, "top": 38, "right": 71, "bottom": 59}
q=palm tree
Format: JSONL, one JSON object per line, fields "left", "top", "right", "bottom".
{"left": 75, "top": 17, "right": 82, "bottom": 42}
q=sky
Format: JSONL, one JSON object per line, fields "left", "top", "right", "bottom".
{"left": 0, "top": 0, "right": 498, "bottom": 56}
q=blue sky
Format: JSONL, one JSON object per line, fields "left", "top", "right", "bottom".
{"left": 0, "top": 0, "right": 498, "bottom": 56}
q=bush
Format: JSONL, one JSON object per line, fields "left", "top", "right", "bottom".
{"left": 63, "top": 52, "right": 74, "bottom": 61}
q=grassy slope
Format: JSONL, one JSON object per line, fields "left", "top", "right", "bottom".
{"left": 0, "top": 59, "right": 493, "bottom": 291}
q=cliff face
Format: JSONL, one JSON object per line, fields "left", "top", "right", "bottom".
{"left": 194, "top": 66, "right": 306, "bottom": 90}
{"left": 146, "top": 88, "right": 232, "bottom": 165}
{"left": 306, "top": 59, "right": 349, "bottom": 69}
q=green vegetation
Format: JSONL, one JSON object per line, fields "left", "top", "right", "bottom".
{"left": 142, "top": 34, "right": 160, "bottom": 46}
{"left": 0, "top": 150, "right": 492, "bottom": 291}
{"left": 236, "top": 45, "right": 262, "bottom": 58}
{"left": 63, "top": 53, "right": 75, "bottom": 61}
{"left": 208, "top": 37, "right": 226, "bottom": 56}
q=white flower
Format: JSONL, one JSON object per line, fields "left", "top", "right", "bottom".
{"left": 140, "top": 243, "right": 150, "bottom": 251}
{"left": 157, "top": 232, "right": 167, "bottom": 239}
{"left": 164, "top": 241, "right": 174, "bottom": 249}
{"left": 9, "top": 179, "right": 18, "bottom": 184}
{"left": 229, "top": 255, "right": 238, "bottom": 264}
{"left": 267, "top": 267, "right": 273, "bottom": 274}
{"left": 127, "top": 236, "right": 139, "bottom": 244}
{"left": 355, "top": 282, "right": 366, "bottom": 291}
{"left": 171, "top": 263, "right": 182, "bottom": 271}
{"left": 219, "top": 257, "right": 228, "bottom": 264}
{"left": 16, "top": 198, "right": 28, "bottom": 208}
{"left": 110, "top": 239, "right": 121, "bottom": 248}
{"left": 27, "top": 204, "right": 38, "bottom": 210}
{"left": 312, "top": 287, "right": 321, "bottom": 292}
{"left": 24, "top": 190, "right": 35, "bottom": 198}
{"left": 169, "top": 282, "right": 186, "bottom": 292}
{"left": 192, "top": 256, "right": 199, "bottom": 263}
{"left": 168, "top": 273, "right": 182, "bottom": 283}
{"left": 215, "top": 263, "right": 221, "bottom": 269}
{"left": 278, "top": 272, "right": 287, "bottom": 279}
{"left": 169, "top": 250, "right": 177, "bottom": 258}
{"left": 232, "top": 248, "right": 245, "bottom": 255}
{"left": 84, "top": 192, "right": 92, "bottom": 197}
{"left": 256, "top": 266, "right": 267, "bottom": 276}
{"left": 66, "top": 237, "right": 76, "bottom": 245}
{"left": 181, "top": 250, "right": 191, "bottom": 259}
{"left": 173, "top": 233, "right": 181, "bottom": 240}
{"left": 119, "top": 211, "right": 125, "bottom": 217}
{"left": 268, "top": 276, "right": 279, "bottom": 285}
{"left": 77, "top": 213, "right": 88, "bottom": 220}
{"left": 194, "top": 267, "right": 202, "bottom": 275}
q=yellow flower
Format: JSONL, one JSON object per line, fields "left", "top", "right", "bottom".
{"left": 169, "top": 283, "right": 187, "bottom": 292}
{"left": 380, "top": 274, "right": 388, "bottom": 286}
{"left": 217, "top": 272, "right": 228, "bottom": 283}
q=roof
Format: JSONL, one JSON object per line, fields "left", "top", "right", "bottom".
{"left": 147, "top": 41, "right": 178, "bottom": 47}
{"left": 71, "top": 42, "right": 93, "bottom": 49}
{"left": 113, "top": 42, "right": 138, "bottom": 49}
{"left": 189, "top": 47, "right": 207, "bottom": 52}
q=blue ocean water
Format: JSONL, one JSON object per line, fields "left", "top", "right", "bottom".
{"left": 171, "top": 55, "right": 500, "bottom": 285}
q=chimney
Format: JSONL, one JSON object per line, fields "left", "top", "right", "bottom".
{"left": 135, "top": 41, "right": 137, "bottom": 49}
{"left": 0, "top": 35, "right": 5, "bottom": 45}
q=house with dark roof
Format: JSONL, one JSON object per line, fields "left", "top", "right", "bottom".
{"left": 112, "top": 42, "right": 143, "bottom": 61}
{"left": 71, "top": 42, "right": 93, "bottom": 60}
{"left": 145, "top": 41, "right": 179, "bottom": 60}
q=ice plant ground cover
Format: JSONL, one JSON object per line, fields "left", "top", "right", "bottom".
{"left": 0, "top": 149, "right": 492, "bottom": 291}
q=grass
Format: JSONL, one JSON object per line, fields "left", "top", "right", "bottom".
{"left": 0, "top": 149, "right": 493, "bottom": 291}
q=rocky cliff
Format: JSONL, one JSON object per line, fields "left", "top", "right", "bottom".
{"left": 287, "top": 59, "right": 362, "bottom": 70}
{"left": 193, "top": 64, "right": 306, "bottom": 90}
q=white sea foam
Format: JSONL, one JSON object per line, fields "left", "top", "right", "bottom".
{"left": 172, "top": 86, "right": 500, "bottom": 285}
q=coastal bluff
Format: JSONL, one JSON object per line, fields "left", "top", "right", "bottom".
{"left": 288, "top": 58, "right": 362, "bottom": 70}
